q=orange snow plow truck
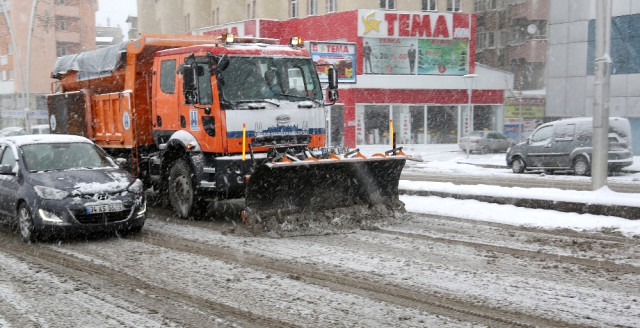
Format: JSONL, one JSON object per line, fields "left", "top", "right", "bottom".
{"left": 47, "top": 34, "right": 407, "bottom": 234}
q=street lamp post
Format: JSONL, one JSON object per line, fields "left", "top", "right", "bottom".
{"left": 463, "top": 74, "right": 478, "bottom": 158}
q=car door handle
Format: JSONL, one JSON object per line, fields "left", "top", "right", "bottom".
{"left": 545, "top": 144, "right": 551, "bottom": 148}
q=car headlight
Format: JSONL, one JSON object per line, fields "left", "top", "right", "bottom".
{"left": 34, "top": 185, "right": 70, "bottom": 200}
{"left": 127, "top": 179, "right": 144, "bottom": 193}
{"left": 137, "top": 199, "right": 147, "bottom": 216}
{"left": 38, "top": 209, "right": 65, "bottom": 223}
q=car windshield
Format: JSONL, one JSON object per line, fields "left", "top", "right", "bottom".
{"left": 21, "top": 142, "right": 113, "bottom": 172}
{"left": 217, "top": 56, "right": 323, "bottom": 103}
{"left": 469, "top": 131, "right": 485, "bottom": 137}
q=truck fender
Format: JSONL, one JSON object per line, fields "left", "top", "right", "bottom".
{"left": 164, "top": 130, "right": 202, "bottom": 152}
{"left": 162, "top": 131, "right": 205, "bottom": 189}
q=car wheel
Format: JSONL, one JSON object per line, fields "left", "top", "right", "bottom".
{"left": 573, "top": 157, "right": 590, "bottom": 176}
{"left": 18, "top": 204, "right": 35, "bottom": 243}
{"left": 480, "top": 146, "right": 490, "bottom": 155}
{"left": 511, "top": 157, "right": 526, "bottom": 173}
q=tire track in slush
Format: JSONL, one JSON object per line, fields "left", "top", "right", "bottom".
{"left": 130, "top": 230, "right": 588, "bottom": 328}
{"left": 0, "top": 232, "right": 298, "bottom": 328}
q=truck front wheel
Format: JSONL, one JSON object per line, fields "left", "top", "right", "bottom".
{"left": 168, "top": 159, "right": 198, "bottom": 219}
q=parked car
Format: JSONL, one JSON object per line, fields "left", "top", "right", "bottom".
{"left": 506, "top": 117, "right": 633, "bottom": 175}
{"left": 458, "top": 131, "right": 512, "bottom": 154}
{"left": 30, "top": 124, "right": 50, "bottom": 134}
{"left": 0, "top": 126, "right": 27, "bottom": 137}
{"left": 0, "top": 134, "right": 146, "bottom": 242}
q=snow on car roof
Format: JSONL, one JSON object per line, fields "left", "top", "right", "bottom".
{"left": 0, "top": 134, "right": 93, "bottom": 147}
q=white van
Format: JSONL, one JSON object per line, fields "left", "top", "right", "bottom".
{"left": 30, "top": 124, "right": 50, "bottom": 134}
{"left": 506, "top": 117, "right": 633, "bottom": 175}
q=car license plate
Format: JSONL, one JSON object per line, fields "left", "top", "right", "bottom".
{"left": 86, "top": 202, "right": 123, "bottom": 214}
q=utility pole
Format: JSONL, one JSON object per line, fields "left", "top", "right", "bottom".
{"left": 0, "top": 1, "right": 28, "bottom": 127}
{"left": 25, "top": 0, "right": 39, "bottom": 133}
{"left": 592, "top": 0, "right": 612, "bottom": 190}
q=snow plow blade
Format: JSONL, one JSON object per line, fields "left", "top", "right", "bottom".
{"left": 242, "top": 154, "right": 407, "bottom": 236}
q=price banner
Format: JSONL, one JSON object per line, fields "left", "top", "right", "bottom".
{"left": 363, "top": 37, "right": 416, "bottom": 75}
{"left": 416, "top": 39, "right": 469, "bottom": 76}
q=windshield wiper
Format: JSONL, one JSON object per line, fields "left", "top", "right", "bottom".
{"left": 233, "top": 99, "right": 280, "bottom": 107}
{"left": 277, "top": 93, "right": 322, "bottom": 106}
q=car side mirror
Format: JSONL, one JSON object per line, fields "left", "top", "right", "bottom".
{"left": 0, "top": 164, "right": 15, "bottom": 175}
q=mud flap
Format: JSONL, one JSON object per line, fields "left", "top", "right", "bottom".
{"left": 243, "top": 156, "right": 407, "bottom": 236}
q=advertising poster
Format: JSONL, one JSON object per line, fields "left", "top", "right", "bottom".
{"left": 363, "top": 37, "right": 417, "bottom": 75}
{"left": 417, "top": 39, "right": 468, "bottom": 75}
{"left": 310, "top": 42, "right": 356, "bottom": 83}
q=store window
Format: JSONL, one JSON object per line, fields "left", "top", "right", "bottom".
{"left": 356, "top": 105, "right": 390, "bottom": 145}
{"left": 428, "top": 106, "right": 458, "bottom": 144}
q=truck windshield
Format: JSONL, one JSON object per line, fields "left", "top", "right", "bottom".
{"left": 218, "top": 56, "right": 323, "bottom": 104}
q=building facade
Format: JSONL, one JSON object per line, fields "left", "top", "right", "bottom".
{"left": 137, "top": 0, "right": 476, "bottom": 35}
{"left": 0, "top": 0, "right": 97, "bottom": 128}
{"left": 547, "top": 0, "right": 640, "bottom": 154}
{"left": 137, "top": 1, "right": 511, "bottom": 148}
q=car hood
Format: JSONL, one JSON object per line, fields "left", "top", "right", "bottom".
{"left": 27, "top": 168, "right": 136, "bottom": 195}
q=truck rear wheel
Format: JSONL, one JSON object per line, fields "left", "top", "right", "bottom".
{"left": 168, "top": 159, "right": 198, "bottom": 219}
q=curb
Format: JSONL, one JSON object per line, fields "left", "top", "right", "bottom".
{"left": 400, "top": 189, "right": 640, "bottom": 220}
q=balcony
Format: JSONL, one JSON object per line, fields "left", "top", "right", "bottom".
{"left": 510, "top": 0, "right": 549, "bottom": 21}
{"left": 508, "top": 39, "right": 547, "bottom": 63}
{"left": 55, "top": 5, "right": 79, "bottom": 17}
{"left": 56, "top": 31, "right": 80, "bottom": 43}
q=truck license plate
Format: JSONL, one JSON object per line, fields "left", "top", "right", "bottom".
{"left": 86, "top": 202, "right": 123, "bottom": 214}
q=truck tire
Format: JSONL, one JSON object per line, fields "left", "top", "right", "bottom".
{"left": 168, "top": 159, "right": 199, "bottom": 219}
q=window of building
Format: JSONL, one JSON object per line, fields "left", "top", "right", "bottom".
{"left": 290, "top": 0, "right": 298, "bottom": 18}
{"left": 327, "top": 0, "right": 336, "bottom": 13}
{"left": 447, "top": 0, "right": 461, "bottom": 11}
{"left": 247, "top": 1, "right": 256, "bottom": 19}
{"left": 184, "top": 14, "right": 190, "bottom": 33}
{"left": 212, "top": 8, "right": 219, "bottom": 25}
{"left": 380, "top": 0, "right": 395, "bottom": 10}
{"left": 59, "top": 20, "right": 66, "bottom": 31}
{"left": 56, "top": 46, "right": 67, "bottom": 57}
{"left": 56, "top": 0, "right": 65, "bottom": 5}
{"left": 309, "top": 0, "right": 317, "bottom": 15}
{"left": 422, "top": 0, "right": 437, "bottom": 11}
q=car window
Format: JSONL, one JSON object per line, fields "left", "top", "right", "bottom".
{"left": 0, "top": 145, "right": 16, "bottom": 170}
{"left": 555, "top": 123, "right": 575, "bottom": 140}
{"left": 22, "top": 142, "right": 112, "bottom": 172}
{"left": 530, "top": 125, "right": 553, "bottom": 143}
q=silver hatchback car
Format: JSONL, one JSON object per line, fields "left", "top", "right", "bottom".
{"left": 459, "top": 131, "right": 512, "bottom": 154}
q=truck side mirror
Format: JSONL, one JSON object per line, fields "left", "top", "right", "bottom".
{"left": 327, "top": 66, "right": 338, "bottom": 90}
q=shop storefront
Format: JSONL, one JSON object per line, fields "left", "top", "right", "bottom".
{"left": 194, "top": 9, "right": 512, "bottom": 148}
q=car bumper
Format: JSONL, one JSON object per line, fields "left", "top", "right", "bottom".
{"left": 31, "top": 195, "right": 147, "bottom": 236}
